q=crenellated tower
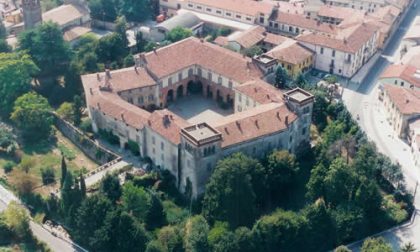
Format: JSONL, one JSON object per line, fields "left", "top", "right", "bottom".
{"left": 22, "top": 0, "right": 42, "bottom": 30}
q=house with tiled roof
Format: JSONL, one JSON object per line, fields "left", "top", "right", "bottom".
{"left": 296, "top": 22, "right": 379, "bottom": 77}
{"left": 381, "top": 84, "right": 420, "bottom": 138}
{"left": 82, "top": 37, "right": 313, "bottom": 196}
{"left": 380, "top": 63, "right": 420, "bottom": 91}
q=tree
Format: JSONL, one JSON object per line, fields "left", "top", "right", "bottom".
{"left": 146, "top": 240, "right": 166, "bottom": 252}
{"left": 75, "top": 194, "right": 112, "bottom": 246}
{"left": 157, "top": 226, "right": 183, "bottom": 252}
{"left": 115, "top": 16, "right": 129, "bottom": 51}
{"left": 202, "top": 153, "right": 258, "bottom": 228}
{"left": 243, "top": 45, "right": 263, "bottom": 57}
{"left": 100, "top": 174, "right": 122, "bottom": 203}
{"left": 234, "top": 227, "right": 255, "bottom": 252}
{"left": 332, "top": 204, "right": 365, "bottom": 244}
{"left": 80, "top": 174, "right": 86, "bottom": 200}
{"left": 73, "top": 95, "right": 83, "bottom": 126}
{"left": 0, "top": 22, "right": 6, "bottom": 39}
{"left": 334, "top": 245, "right": 352, "bottom": 252}
{"left": 56, "top": 102, "right": 74, "bottom": 121}
{"left": 18, "top": 21, "right": 72, "bottom": 78}
{"left": 122, "top": 182, "right": 150, "bottom": 220}
{"left": 10, "top": 92, "right": 53, "bottom": 142}
{"left": 252, "top": 209, "right": 306, "bottom": 252}
{"left": 401, "top": 242, "right": 416, "bottom": 252}
{"left": 208, "top": 222, "right": 238, "bottom": 252}
{"left": 306, "top": 163, "right": 328, "bottom": 200}
{"left": 312, "top": 89, "right": 329, "bottom": 131}
{"left": 0, "top": 124, "right": 18, "bottom": 155}
{"left": 295, "top": 73, "right": 308, "bottom": 88}
{"left": 19, "top": 156, "right": 35, "bottom": 174}
{"left": 266, "top": 150, "right": 299, "bottom": 197}
{"left": 88, "top": 0, "right": 118, "bottom": 22}
{"left": 166, "top": 27, "right": 193, "bottom": 43}
{"left": 303, "top": 199, "right": 335, "bottom": 251}
{"left": 96, "top": 32, "right": 128, "bottom": 64}
{"left": 184, "top": 215, "right": 209, "bottom": 252}
{"left": 3, "top": 202, "right": 31, "bottom": 239}
{"left": 136, "top": 32, "right": 147, "bottom": 52}
{"left": 0, "top": 52, "right": 38, "bottom": 116}
{"left": 60, "top": 155, "right": 67, "bottom": 188}
{"left": 61, "top": 171, "right": 75, "bottom": 214}
{"left": 0, "top": 39, "right": 11, "bottom": 53}
{"left": 274, "top": 65, "right": 288, "bottom": 89}
{"left": 361, "top": 237, "right": 392, "bottom": 252}
{"left": 119, "top": 0, "right": 152, "bottom": 22}
{"left": 145, "top": 193, "right": 166, "bottom": 230}
{"left": 41, "top": 167, "right": 55, "bottom": 185}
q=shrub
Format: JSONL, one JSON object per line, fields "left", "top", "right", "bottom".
{"left": 41, "top": 167, "right": 55, "bottom": 185}
{"left": 3, "top": 161, "right": 15, "bottom": 173}
{"left": 80, "top": 118, "right": 93, "bottom": 133}
{"left": 126, "top": 140, "right": 140, "bottom": 156}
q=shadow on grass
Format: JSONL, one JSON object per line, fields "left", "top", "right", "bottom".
{"left": 21, "top": 135, "right": 58, "bottom": 156}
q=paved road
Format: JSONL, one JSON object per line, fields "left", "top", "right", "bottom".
{"left": 0, "top": 185, "right": 84, "bottom": 252}
{"left": 343, "top": 0, "right": 420, "bottom": 249}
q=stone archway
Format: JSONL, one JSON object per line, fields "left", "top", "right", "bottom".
{"left": 176, "top": 85, "right": 184, "bottom": 99}
{"left": 167, "top": 89, "right": 174, "bottom": 104}
{"left": 187, "top": 80, "right": 203, "bottom": 95}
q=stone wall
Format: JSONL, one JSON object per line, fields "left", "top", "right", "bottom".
{"left": 54, "top": 114, "right": 119, "bottom": 165}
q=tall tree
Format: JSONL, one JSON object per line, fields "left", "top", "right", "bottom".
{"left": 119, "top": 0, "right": 151, "bottom": 22}
{"left": 60, "top": 156, "right": 67, "bottom": 188}
{"left": 145, "top": 192, "right": 166, "bottom": 230}
{"left": 80, "top": 174, "right": 87, "bottom": 199}
{"left": 121, "top": 182, "right": 150, "bottom": 220}
{"left": 18, "top": 21, "right": 72, "bottom": 79}
{"left": 10, "top": 92, "right": 53, "bottom": 142}
{"left": 274, "top": 65, "right": 288, "bottom": 89}
{"left": 88, "top": 0, "right": 118, "bottom": 22}
{"left": 184, "top": 215, "right": 209, "bottom": 252}
{"left": 72, "top": 95, "right": 83, "bottom": 126}
{"left": 202, "top": 153, "right": 259, "bottom": 228}
{"left": 0, "top": 52, "right": 38, "bottom": 117}
{"left": 295, "top": 73, "right": 308, "bottom": 88}
{"left": 100, "top": 174, "right": 122, "bottom": 203}
{"left": 135, "top": 32, "right": 147, "bottom": 53}
{"left": 266, "top": 150, "right": 299, "bottom": 197}
{"left": 115, "top": 16, "right": 129, "bottom": 51}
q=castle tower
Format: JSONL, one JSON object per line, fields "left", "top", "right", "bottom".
{"left": 180, "top": 123, "right": 222, "bottom": 197}
{"left": 22, "top": 0, "right": 42, "bottom": 30}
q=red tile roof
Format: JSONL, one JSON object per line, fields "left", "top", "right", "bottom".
{"left": 232, "top": 26, "right": 266, "bottom": 48}
{"left": 235, "top": 80, "right": 284, "bottom": 104}
{"left": 272, "top": 12, "right": 336, "bottom": 34}
{"left": 266, "top": 42, "right": 314, "bottom": 65}
{"left": 384, "top": 84, "right": 420, "bottom": 115}
{"left": 297, "top": 22, "right": 378, "bottom": 53}
{"left": 187, "top": 0, "right": 274, "bottom": 16}
{"left": 141, "top": 37, "right": 264, "bottom": 82}
{"left": 213, "top": 103, "right": 296, "bottom": 148}
{"left": 381, "top": 64, "right": 420, "bottom": 89}
{"left": 147, "top": 110, "right": 190, "bottom": 145}
{"left": 263, "top": 32, "right": 288, "bottom": 45}
{"left": 318, "top": 5, "right": 360, "bottom": 20}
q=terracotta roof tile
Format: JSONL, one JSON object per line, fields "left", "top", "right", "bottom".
{"left": 213, "top": 103, "right": 296, "bottom": 148}
{"left": 381, "top": 64, "right": 420, "bottom": 89}
{"left": 43, "top": 4, "right": 87, "bottom": 26}
{"left": 272, "top": 12, "right": 336, "bottom": 34}
{"left": 384, "top": 84, "right": 420, "bottom": 115}
{"left": 263, "top": 32, "right": 288, "bottom": 45}
{"left": 187, "top": 0, "right": 274, "bottom": 16}
{"left": 235, "top": 80, "right": 284, "bottom": 104}
{"left": 147, "top": 110, "right": 190, "bottom": 145}
{"left": 231, "top": 26, "right": 266, "bottom": 48}
{"left": 266, "top": 42, "right": 314, "bottom": 65}
{"left": 141, "top": 37, "right": 264, "bottom": 82}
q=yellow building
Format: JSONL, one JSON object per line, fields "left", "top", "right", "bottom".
{"left": 266, "top": 42, "right": 314, "bottom": 78}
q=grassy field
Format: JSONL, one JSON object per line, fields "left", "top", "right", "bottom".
{"left": 0, "top": 128, "right": 98, "bottom": 197}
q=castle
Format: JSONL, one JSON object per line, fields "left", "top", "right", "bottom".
{"left": 82, "top": 37, "right": 314, "bottom": 196}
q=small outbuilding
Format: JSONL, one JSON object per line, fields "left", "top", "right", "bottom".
{"left": 150, "top": 12, "right": 203, "bottom": 41}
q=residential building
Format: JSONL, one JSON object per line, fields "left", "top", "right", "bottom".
{"left": 324, "top": 0, "right": 387, "bottom": 13}
{"left": 82, "top": 37, "right": 313, "bottom": 196}
{"left": 380, "top": 63, "right": 420, "bottom": 90}
{"left": 296, "top": 22, "right": 379, "bottom": 77}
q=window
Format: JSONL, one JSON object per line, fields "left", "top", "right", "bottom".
{"left": 246, "top": 17, "right": 252, "bottom": 21}
{"left": 197, "top": 68, "right": 202, "bottom": 77}
{"left": 218, "top": 76, "right": 222, "bottom": 84}
{"left": 161, "top": 142, "right": 164, "bottom": 150}
{"left": 269, "top": 21, "right": 273, "bottom": 27}
{"left": 148, "top": 95, "right": 154, "bottom": 101}
{"left": 347, "top": 54, "right": 351, "bottom": 61}
{"left": 332, "top": 50, "right": 336, "bottom": 57}
{"left": 196, "top": 5, "right": 202, "bottom": 9}
{"left": 216, "top": 10, "right": 221, "bottom": 14}
{"left": 161, "top": 153, "right": 164, "bottom": 161}
{"left": 236, "top": 15, "right": 242, "bottom": 19}
{"left": 152, "top": 136, "right": 155, "bottom": 145}
{"left": 226, "top": 12, "right": 231, "bottom": 16}
{"left": 288, "top": 26, "right": 293, "bottom": 32}
{"left": 208, "top": 72, "right": 212, "bottom": 81}
{"left": 168, "top": 77, "right": 172, "bottom": 85}
{"left": 259, "top": 17, "right": 264, "bottom": 23}
{"left": 394, "top": 80, "right": 398, "bottom": 85}
{"left": 187, "top": 4, "right": 193, "bottom": 7}
{"left": 206, "top": 8, "right": 211, "bottom": 12}
{"left": 302, "top": 127, "right": 306, "bottom": 135}
{"left": 289, "top": 135, "right": 293, "bottom": 142}
{"left": 274, "top": 23, "right": 279, "bottom": 28}
{"left": 320, "top": 47, "right": 324, "bottom": 54}
{"left": 152, "top": 148, "right": 155, "bottom": 154}
{"left": 401, "top": 81, "right": 404, "bottom": 86}
{"left": 128, "top": 98, "right": 133, "bottom": 104}
{"left": 178, "top": 72, "right": 182, "bottom": 81}
{"left": 339, "top": 69, "right": 342, "bottom": 74}
{"left": 228, "top": 81, "right": 233, "bottom": 89}
{"left": 188, "top": 68, "right": 193, "bottom": 77}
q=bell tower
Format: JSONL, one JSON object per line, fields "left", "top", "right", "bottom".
{"left": 22, "top": 0, "right": 42, "bottom": 30}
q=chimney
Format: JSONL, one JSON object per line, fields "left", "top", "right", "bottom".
{"left": 121, "top": 113, "right": 125, "bottom": 122}
{"left": 89, "top": 88, "right": 93, "bottom": 95}
{"left": 148, "top": 120, "right": 151, "bottom": 126}
{"left": 255, "top": 120, "right": 259, "bottom": 128}
{"left": 153, "top": 47, "right": 157, "bottom": 53}
{"left": 235, "top": 121, "right": 241, "bottom": 130}
{"left": 285, "top": 115, "right": 289, "bottom": 125}
{"left": 97, "top": 73, "right": 101, "bottom": 81}
{"left": 276, "top": 111, "right": 280, "bottom": 119}
{"left": 200, "top": 38, "right": 204, "bottom": 43}
{"left": 105, "top": 69, "right": 111, "bottom": 79}
{"left": 406, "top": 99, "right": 410, "bottom": 103}
{"left": 97, "top": 102, "right": 101, "bottom": 110}
{"left": 134, "top": 66, "right": 138, "bottom": 74}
